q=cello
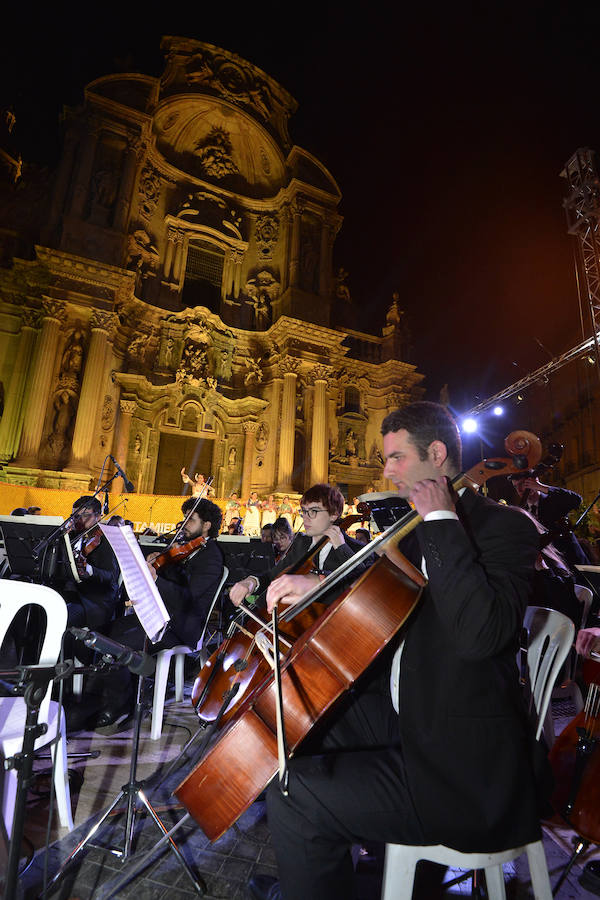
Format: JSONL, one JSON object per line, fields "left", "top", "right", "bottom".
{"left": 175, "top": 431, "right": 544, "bottom": 842}
{"left": 547, "top": 654, "right": 600, "bottom": 885}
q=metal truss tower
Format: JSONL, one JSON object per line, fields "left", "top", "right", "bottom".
{"left": 467, "top": 147, "right": 600, "bottom": 417}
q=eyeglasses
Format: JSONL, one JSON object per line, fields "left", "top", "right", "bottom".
{"left": 300, "top": 506, "right": 326, "bottom": 519}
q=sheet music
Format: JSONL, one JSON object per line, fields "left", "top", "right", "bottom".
{"left": 99, "top": 524, "right": 170, "bottom": 643}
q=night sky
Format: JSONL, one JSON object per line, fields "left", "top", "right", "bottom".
{"left": 4, "top": 3, "right": 600, "bottom": 459}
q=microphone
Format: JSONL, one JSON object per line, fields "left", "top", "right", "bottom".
{"left": 110, "top": 455, "right": 135, "bottom": 492}
{"left": 103, "top": 489, "right": 110, "bottom": 515}
{"left": 69, "top": 627, "right": 155, "bottom": 676}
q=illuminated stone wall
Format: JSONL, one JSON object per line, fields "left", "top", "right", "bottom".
{"left": 0, "top": 38, "right": 423, "bottom": 501}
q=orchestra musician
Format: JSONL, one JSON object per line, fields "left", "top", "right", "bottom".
{"left": 248, "top": 402, "right": 543, "bottom": 900}
{"left": 508, "top": 472, "right": 590, "bottom": 567}
{"left": 229, "top": 484, "right": 368, "bottom": 611}
{"left": 62, "top": 496, "right": 120, "bottom": 630}
{"left": 73, "top": 496, "right": 224, "bottom": 732}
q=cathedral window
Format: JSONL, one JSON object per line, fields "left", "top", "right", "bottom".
{"left": 182, "top": 240, "right": 224, "bottom": 312}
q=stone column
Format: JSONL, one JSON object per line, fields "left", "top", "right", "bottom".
{"left": 113, "top": 136, "right": 141, "bottom": 233}
{"left": 0, "top": 309, "right": 40, "bottom": 464}
{"left": 241, "top": 421, "right": 259, "bottom": 499}
{"left": 70, "top": 127, "right": 99, "bottom": 219}
{"left": 110, "top": 399, "right": 136, "bottom": 492}
{"left": 172, "top": 230, "right": 185, "bottom": 284}
{"left": 289, "top": 199, "right": 303, "bottom": 288}
{"left": 319, "top": 220, "right": 331, "bottom": 298}
{"left": 277, "top": 360, "right": 299, "bottom": 491}
{"left": 309, "top": 366, "right": 330, "bottom": 484}
{"left": 15, "top": 300, "right": 66, "bottom": 467}
{"left": 66, "top": 311, "right": 115, "bottom": 473}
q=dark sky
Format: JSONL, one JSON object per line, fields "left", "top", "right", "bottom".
{"left": 4, "top": 2, "right": 600, "bottom": 448}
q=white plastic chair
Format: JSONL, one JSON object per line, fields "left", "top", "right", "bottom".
{"left": 0, "top": 580, "right": 74, "bottom": 837}
{"left": 150, "top": 566, "right": 229, "bottom": 740}
{"left": 381, "top": 606, "right": 574, "bottom": 900}
{"left": 574, "top": 583, "right": 593, "bottom": 630}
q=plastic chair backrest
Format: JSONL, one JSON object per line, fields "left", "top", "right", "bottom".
{"left": 522, "top": 605, "right": 574, "bottom": 741}
{"left": 0, "top": 581, "right": 67, "bottom": 721}
{"left": 573, "top": 583, "right": 593, "bottom": 629}
{"left": 196, "top": 566, "right": 229, "bottom": 651}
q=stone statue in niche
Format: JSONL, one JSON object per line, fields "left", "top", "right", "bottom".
{"left": 216, "top": 347, "right": 233, "bottom": 382}
{"left": 345, "top": 429, "right": 358, "bottom": 457}
{"left": 244, "top": 356, "right": 263, "bottom": 387}
{"left": 369, "top": 440, "right": 384, "bottom": 466}
{"left": 91, "top": 167, "right": 119, "bottom": 211}
{"left": 255, "top": 422, "right": 268, "bottom": 452}
{"left": 46, "top": 389, "right": 76, "bottom": 464}
{"left": 59, "top": 326, "right": 85, "bottom": 388}
{"left": 165, "top": 337, "right": 176, "bottom": 368}
{"left": 335, "top": 268, "right": 352, "bottom": 303}
{"left": 244, "top": 270, "right": 279, "bottom": 330}
{"left": 126, "top": 229, "right": 160, "bottom": 277}
{"left": 228, "top": 446, "right": 237, "bottom": 469}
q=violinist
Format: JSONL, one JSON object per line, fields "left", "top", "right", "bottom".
{"left": 229, "top": 484, "right": 368, "bottom": 610}
{"left": 83, "top": 496, "right": 224, "bottom": 731}
{"left": 508, "top": 472, "right": 590, "bottom": 567}
{"left": 63, "top": 496, "right": 120, "bottom": 630}
{"left": 249, "top": 402, "right": 543, "bottom": 900}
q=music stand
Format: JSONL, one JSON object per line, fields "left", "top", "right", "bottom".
{"left": 356, "top": 492, "right": 411, "bottom": 531}
{"left": 48, "top": 525, "right": 206, "bottom": 897}
{"left": 0, "top": 516, "right": 77, "bottom": 585}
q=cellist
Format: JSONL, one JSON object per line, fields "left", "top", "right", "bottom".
{"left": 229, "top": 483, "right": 369, "bottom": 610}
{"left": 249, "top": 401, "right": 544, "bottom": 900}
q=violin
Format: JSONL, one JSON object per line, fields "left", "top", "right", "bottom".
{"left": 73, "top": 525, "right": 102, "bottom": 578}
{"left": 151, "top": 535, "right": 207, "bottom": 571}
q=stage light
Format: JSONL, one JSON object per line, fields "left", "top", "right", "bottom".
{"left": 462, "top": 417, "right": 478, "bottom": 433}
{"left": 492, "top": 406, "right": 503, "bottom": 416}
{"left": 516, "top": 394, "right": 524, "bottom": 403}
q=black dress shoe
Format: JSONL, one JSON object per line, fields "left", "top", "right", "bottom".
{"left": 94, "top": 704, "right": 132, "bottom": 734}
{"left": 248, "top": 874, "right": 282, "bottom": 900}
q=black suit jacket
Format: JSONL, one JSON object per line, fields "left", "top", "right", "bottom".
{"left": 536, "top": 487, "right": 589, "bottom": 565}
{"left": 397, "top": 489, "right": 541, "bottom": 851}
{"left": 64, "top": 533, "right": 120, "bottom": 629}
{"left": 156, "top": 538, "right": 224, "bottom": 647}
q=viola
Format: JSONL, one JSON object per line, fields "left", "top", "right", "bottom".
{"left": 151, "top": 535, "right": 207, "bottom": 571}
{"left": 548, "top": 657, "right": 600, "bottom": 845}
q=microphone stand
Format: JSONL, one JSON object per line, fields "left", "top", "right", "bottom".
{"left": 48, "top": 637, "right": 206, "bottom": 897}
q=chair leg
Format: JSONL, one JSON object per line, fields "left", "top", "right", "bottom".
{"left": 381, "top": 844, "right": 419, "bottom": 900}
{"left": 526, "top": 841, "right": 553, "bottom": 900}
{"left": 174, "top": 653, "right": 185, "bottom": 701}
{"left": 483, "top": 864, "right": 507, "bottom": 900}
{"left": 151, "top": 654, "right": 171, "bottom": 741}
{"left": 51, "top": 710, "right": 74, "bottom": 831}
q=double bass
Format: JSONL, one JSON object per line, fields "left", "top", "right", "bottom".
{"left": 176, "top": 433, "right": 545, "bottom": 841}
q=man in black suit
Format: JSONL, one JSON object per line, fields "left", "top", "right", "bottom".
{"left": 249, "top": 402, "right": 542, "bottom": 900}
{"left": 63, "top": 495, "right": 120, "bottom": 629}
{"left": 229, "top": 483, "right": 366, "bottom": 610}
{"left": 509, "top": 473, "right": 589, "bottom": 566}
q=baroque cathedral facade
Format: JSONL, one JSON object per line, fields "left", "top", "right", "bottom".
{"left": 0, "top": 37, "right": 423, "bottom": 500}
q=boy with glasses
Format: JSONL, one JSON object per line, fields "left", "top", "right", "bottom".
{"left": 229, "top": 484, "right": 368, "bottom": 609}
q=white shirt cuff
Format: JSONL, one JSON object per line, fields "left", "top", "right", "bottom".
{"left": 423, "top": 510, "right": 459, "bottom": 522}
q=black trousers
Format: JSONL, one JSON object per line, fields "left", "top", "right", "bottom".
{"left": 266, "top": 663, "right": 425, "bottom": 900}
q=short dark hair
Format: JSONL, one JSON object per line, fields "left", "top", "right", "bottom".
{"left": 181, "top": 497, "right": 223, "bottom": 538}
{"left": 272, "top": 517, "right": 293, "bottom": 539}
{"left": 301, "top": 483, "right": 345, "bottom": 518}
{"left": 381, "top": 401, "right": 462, "bottom": 472}
{"left": 73, "top": 496, "right": 102, "bottom": 516}
{"left": 11, "top": 507, "right": 28, "bottom": 516}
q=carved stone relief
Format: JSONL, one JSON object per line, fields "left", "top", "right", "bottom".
{"left": 193, "top": 126, "right": 238, "bottom": 179}
{"left": 255, "top": 214, "right": 279, "bottom": 260}
{"left": 126, "top": 228, "right": 160, "bottom": 277}
{"left": 138, "top": 163, "right": 163, "bottom": 221}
